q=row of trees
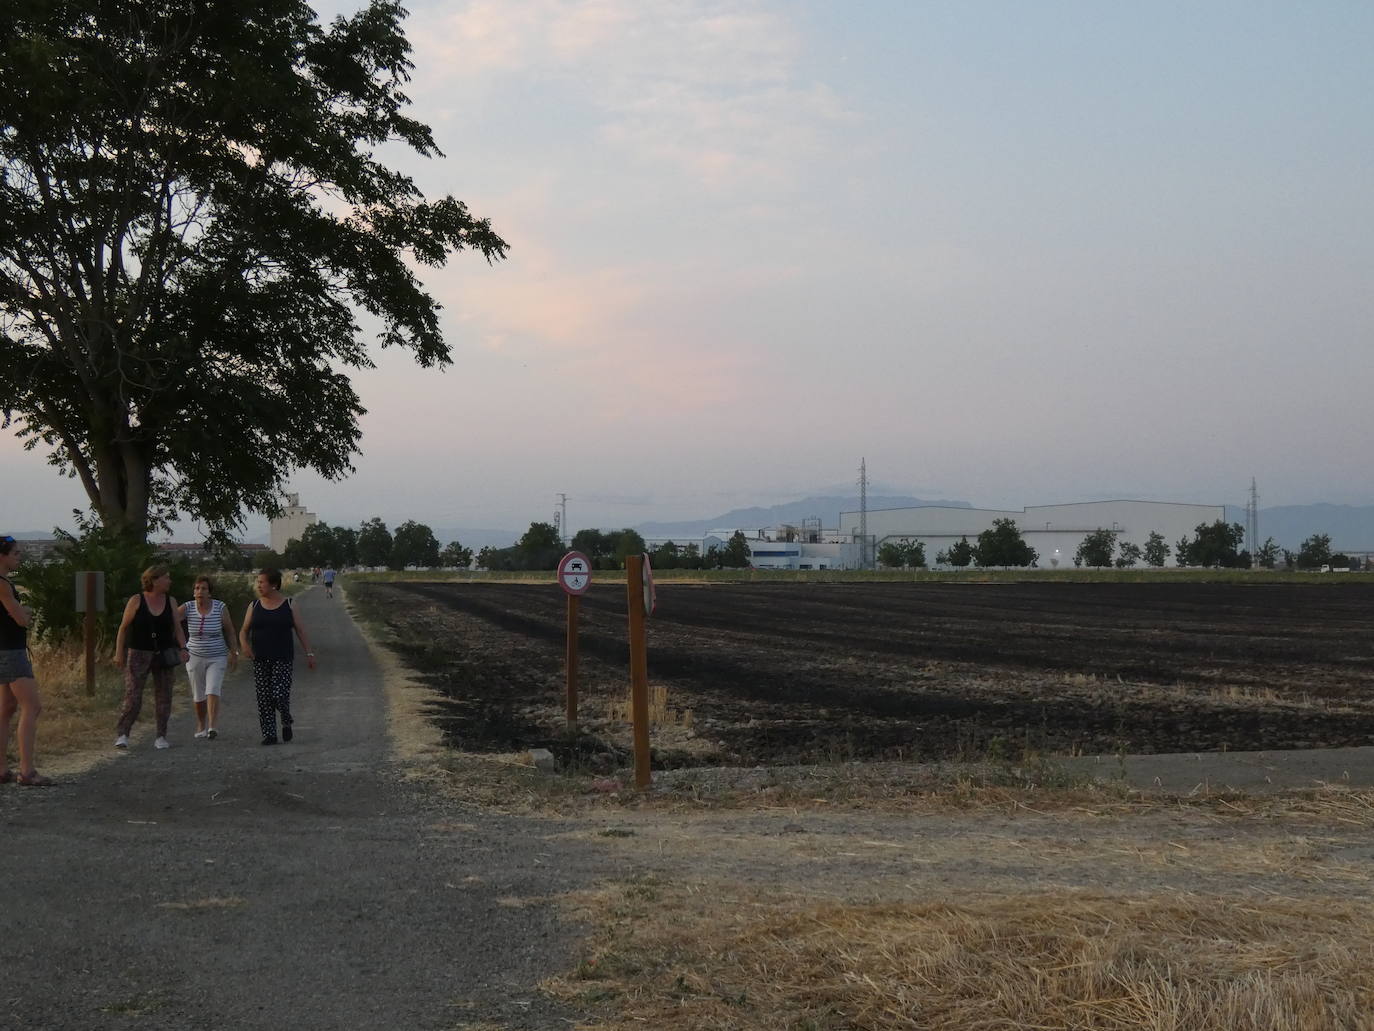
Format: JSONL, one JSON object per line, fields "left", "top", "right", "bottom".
{"left": 1076, "top": 529, "right": 1169, "bottom": 568}
{"left": 271, "top": 519, "right": 471, "bottom": 572}
{"left": 1169, "top": 523, "right": 1351, "bottom": 570}
{"left": 272, "top": 518, "right": 766, "bottom": 574}
{"left": 877, "top": 519, "right": 1043, "bottom": 569}
{"left": 925, "top": 519, "right": 1040, "bottom": 569}
{"left": 1284, "top": 532, "right": 1360, "bottom": 571}
{"left": 475, "top": 524, "right": 754, "bottom": 571}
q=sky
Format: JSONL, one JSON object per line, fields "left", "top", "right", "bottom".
{"left": 4, "top": 0, "right": 1372, "bottom": 541}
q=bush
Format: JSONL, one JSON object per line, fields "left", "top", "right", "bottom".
{"left": 17, "top": 527, "right": 189, "bottom": 645}
{"left": 16, "top": 526, "right": 256, "bottom": 647}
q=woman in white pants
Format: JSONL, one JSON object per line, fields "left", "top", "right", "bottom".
{"left": 181, "top": 576, "right": 239, "bottom": 739}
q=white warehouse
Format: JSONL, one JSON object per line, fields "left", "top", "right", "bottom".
{"left": 839, "top": 500, "right": 1226, "bottom": 569}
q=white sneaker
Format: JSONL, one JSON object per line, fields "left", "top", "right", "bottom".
{"left": 115, "top": 735, "right": 129, "bottom": 749}
{"left": 154, "top": 737, "right": 170, "bottom": 750}
{"left": 206, "top": 728, "right": 217, "bottom": 740}
{"left": 193, "top": 730, "right": 208, "bottom": 740}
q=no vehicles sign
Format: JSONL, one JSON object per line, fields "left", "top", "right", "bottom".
{"left": 557, "top": 551, "right": 592, "bottom": 596}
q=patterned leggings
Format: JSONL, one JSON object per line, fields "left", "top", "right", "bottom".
{"left": 252, "top": 659, "right": 294, "bottom": 740}
{"left": 117, "top": 649, "right": 174, "bottom": 737}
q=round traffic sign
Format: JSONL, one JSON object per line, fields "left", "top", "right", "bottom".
{"left": 557, "top": 551, "right": 592, "bottom": 595}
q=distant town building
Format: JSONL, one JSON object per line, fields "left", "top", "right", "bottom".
{"left": 270, "top": 493, "right": 317, "bottom": 554}
{"left": 153, "top": 541, "right": 271, "bottom": 564}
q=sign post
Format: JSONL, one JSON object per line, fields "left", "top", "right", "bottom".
{"left": 557, "top": 551, "right": 592, "bottom": 730}
{"left": 625, "top": 553, "right": 652, "bottom": 790}
{"left": 74, "top": 571, "right": 105, "bottom": 696}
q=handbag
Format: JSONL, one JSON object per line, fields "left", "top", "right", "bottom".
{"left": 150, "top": 623, "right": 182, "bottom": 669}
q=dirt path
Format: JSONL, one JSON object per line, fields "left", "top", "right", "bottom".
{"left": 0, "top": 587, "right": 599, "bottom": 1031}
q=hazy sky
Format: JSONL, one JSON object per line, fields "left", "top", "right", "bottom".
{"left": 4, "top": 0, "right": 1372, "bottom": 540}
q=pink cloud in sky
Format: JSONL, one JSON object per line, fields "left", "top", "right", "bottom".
{"left": 407, "top": 0, "right": 851, "bottom": 198}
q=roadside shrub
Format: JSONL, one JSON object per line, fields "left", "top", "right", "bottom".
{"left": 17, "top": 526, "right": 194, "bottom": 644}
{"left": 12, "top": 526, "right": 269, "bottom": 646}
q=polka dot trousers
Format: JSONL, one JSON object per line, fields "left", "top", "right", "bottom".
{"left": 252, "top": 659, "right": 294, "bottom": 741}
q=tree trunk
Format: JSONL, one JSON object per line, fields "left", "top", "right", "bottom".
{"left": 90, "top": 436, "right": 151, "bottom": 541}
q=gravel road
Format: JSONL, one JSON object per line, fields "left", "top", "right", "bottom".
{"left": 0, "top": 587, "right": 594, "bottom": 1031}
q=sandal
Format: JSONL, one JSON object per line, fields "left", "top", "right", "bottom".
{"left": 17, "top": 771, "right": 53, "bottom": 787}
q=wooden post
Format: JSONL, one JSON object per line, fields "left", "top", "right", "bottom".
{"left": 566, "top": 593, "right": 579, "bottom": 729}
{"left": 83, "top": 571, "right": 97, "bottom": 697}
{"left": 625, "top": 554, "right": 651, "bottom": 790}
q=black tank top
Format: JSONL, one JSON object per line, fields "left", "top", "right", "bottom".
{"left": 130, "top": 593, "right": 175, "bottom": 651}
{"left": 248, "top": 598, "right": 295, "bottom": 661}
{"left": 0, "top": 577, "right": 25, "bottom": 650}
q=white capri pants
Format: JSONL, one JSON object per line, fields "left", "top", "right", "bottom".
{"left": 186, "top": 654, "right": 228, "bottom": 702}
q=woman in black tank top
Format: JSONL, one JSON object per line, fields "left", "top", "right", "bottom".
{"left": 239, "top": 567, "right": 315, "bottom": 745}
{"left": 112, "top": 565, "right": 189, "bottom": 750}
{"left": 0, "top": 535, "right": 50, "bottom": 786}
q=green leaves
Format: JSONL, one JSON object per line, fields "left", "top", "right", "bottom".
{"left": 973, "top": 519, "right": 1037, "bottom": 568}
{"left": 0, "top": 0, "right": 506, "bottom": 539}
{"left": 1075, "top": 528, "right": 1117, "bottom": 568}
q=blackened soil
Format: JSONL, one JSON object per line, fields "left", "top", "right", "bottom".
{"left": 353, "top": 581, "right": 1374, "bottom": 767}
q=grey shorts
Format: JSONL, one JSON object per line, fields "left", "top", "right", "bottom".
{"left": 0, "top": 649, "right": 34, "bottom": 682}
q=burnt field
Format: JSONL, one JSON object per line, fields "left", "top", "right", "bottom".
{"left": 352, "top": 580, "right": 1374, "bottom": 768}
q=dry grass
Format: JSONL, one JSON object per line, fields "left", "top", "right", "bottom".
{"left": 607, "top": 685, "right": 695, "bottom": 729}
{"left": 343, "top": 586, "right": 450, "bottom": 767}
{"left": 549, "top": 881, "right": 1374, "bottom": 1030}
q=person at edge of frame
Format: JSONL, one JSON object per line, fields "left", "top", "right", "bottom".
{"left": 0, "top": 534, "right": 51, "bottom": 786}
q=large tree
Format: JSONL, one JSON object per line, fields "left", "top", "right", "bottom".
{"left": 1074, "top": 528, "right": 1117, "bottom": 568}
{"left": 0, "top": 0, "right": 506, "bottom": 540}
{"left": 973, "top": 518, "right": 1037, "bottom": 567}
{"left": 1177, "top": 521, "right": 1246, "bottom": 568}
{"left": 1142, "top": 531, "right": 1170, "bottom": 567}
{"left": 1296, "top": 533, "right": 1332, "bottom": 570}
{"left": 390, "top": 518, "right": 439, "bottom": 569}
{"left": 438, "top": 539, "right": 471, "bottom": 569}
{"left": 356, "top": 516, "right": 391, "bottom": 567}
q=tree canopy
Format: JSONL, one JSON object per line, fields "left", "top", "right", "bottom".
{"left": 1075, "top": 528, "right": 1117, "bottom": 568}
{"left": 390, "top": 519, "right": 439, "bottom": 569}
{"left": 973, "top": 519, "right": 1037, "bottom": 567}
{"left": 279, "top": 520, "right": 359, "bottom": 568}
{"left": 721, "top": 531, "right": 751, "bottom": 568}
{"left": 877, "top": 539, "right": 926, "bottom": 569}
{"left": 439, "top": 539, "right": 472, "bottom": 569}
{"left": 1175, "top": 521, "right": 1246, "bottom": 568}
{"left": 0, "top": 0, "right": 506, "bottom": 540}
{"left": 1296, "top": 533, "right": 1332, "bottom": 570}
{"left": 939, "top": 536, "right": 973, "bottom": 567}
{"left": 1255, "top": 536, "right": 1281, "bottom": 569}
{"left": 1142, "top": 531, "right": 1169, "bottom": 567}
{"left": 570, "top": 528, "right": 649, "bottom": 570}
{"left": 356, "top": 517, "right": 392, "bottom": 567}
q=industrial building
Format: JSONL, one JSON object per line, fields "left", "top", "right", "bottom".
{"left": 840, "top": 500, "right": 1226, "bottom": 569}
{"left": 701, "top": 528, "right": 853, "bottom": 570}
{"left": 269, "top": 493, "right": 317, "bottom": 554}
